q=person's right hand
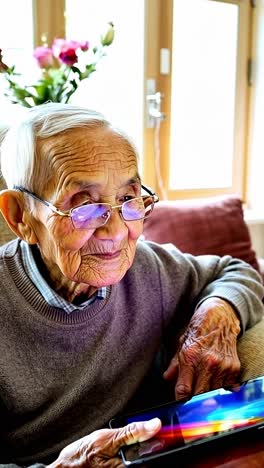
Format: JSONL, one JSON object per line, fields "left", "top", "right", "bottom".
{"left": 47, "top": 417, "right": 161, "bottom": 468}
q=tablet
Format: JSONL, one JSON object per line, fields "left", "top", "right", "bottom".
{"left": 109, "top": 375, "right": 264, "bottom": 466}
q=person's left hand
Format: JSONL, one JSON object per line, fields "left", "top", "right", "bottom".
{"left": 163, "top": 297, "right": 241, "bottom": 401}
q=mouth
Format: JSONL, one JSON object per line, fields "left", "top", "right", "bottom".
{"left": 90, "top": 250, "right": 122, "bottom": 260}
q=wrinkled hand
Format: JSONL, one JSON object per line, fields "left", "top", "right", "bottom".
{"left": 163, "top": 298, "right": 241, "bottom": 400}
{"left": 47, "top": 418, "right": 161, "bottom": 468}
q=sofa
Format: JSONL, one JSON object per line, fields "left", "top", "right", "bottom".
{"left": 143, "top": 194, "right": 264, "bottom": 382}
{"left": 0, "top": 188, "right": 264, "bottom": 381}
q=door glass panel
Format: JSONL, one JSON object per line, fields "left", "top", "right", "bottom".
{"left": 0, "top": 0, "right": 34, "bottom": 114}
{"left": 0, "top": 0, "right": 33, "bottom": 68}
{"left": 169, "top": 0, "right": 239, "bottom": 189}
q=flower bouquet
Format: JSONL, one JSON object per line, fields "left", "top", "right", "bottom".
{"left": 0, "top": 22, "right": 114, "bottom": 107}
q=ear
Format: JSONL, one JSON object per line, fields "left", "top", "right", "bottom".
{"left": 0, "top": 189, "right": 38, "bottom": 244}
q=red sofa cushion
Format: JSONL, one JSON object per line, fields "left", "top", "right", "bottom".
{"left": 143, "top": 195, "right": 260, "bottom": 273}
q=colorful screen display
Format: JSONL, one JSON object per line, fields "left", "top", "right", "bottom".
{"left": 111, "top": 375, "right": 264, "bottom": 463}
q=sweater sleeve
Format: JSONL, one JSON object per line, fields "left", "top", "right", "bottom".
{"left": 146, "top": 242, "right": 264, "bottom": 334}
{"left": 192, "top": 255, "right": 264, "bottom": 333}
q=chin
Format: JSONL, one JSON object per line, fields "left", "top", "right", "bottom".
{"left": 93, "top": 273, "right": 128, "bottom": 287}
{"left": 70, "top": 256, "right": 133, "bottom": 286}
{"left": 84, "top": 268, "right": 129, "bottom": 287}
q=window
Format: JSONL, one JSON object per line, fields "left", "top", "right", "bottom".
{"left": 0, "top": 0, "right": 33, "bottom": 67}
{"left": 0, "top": 0, "right": 258, "bottom": 206}
{"left": 0, "top": 0, "right": 145, "bottom": 165}
{"left": 170, "top": 0, "right": 238, "bottom": 190}
{"left": 144, "top": 0, "right": 253, "bottom": 201}
{"left": 0, "top": 0, "right": 34, "bottom": 119}
{"left": 65, "top": 0, "right": 145, "bottom": 162}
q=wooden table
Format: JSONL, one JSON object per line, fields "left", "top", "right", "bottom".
{"left": 147, "top": 435, "right": 264, "bottom": 467}
{"left": 183, "top": 439, "right": 264, "bottom": 468}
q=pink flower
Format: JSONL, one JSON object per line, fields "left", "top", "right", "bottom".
{"left": 52, "top": 39, "right": 89, "bottom": 66}
{"left": 79, "top": 41, "right": 89, "bottom": 51}
{"left": 52, "top": 38, "right": 68, "bottom": 57}
{"left": 58, "top": 48, "right": 78, "bottom": 66}
{"left": 1, "top": 24, "right": 113, "bottom": 107}
{"left": 33, "top": 46, "right": 54, "bottom": 68}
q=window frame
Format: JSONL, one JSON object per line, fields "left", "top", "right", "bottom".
{"left": 32, "top": 0, "right": 65, "bottom": 47}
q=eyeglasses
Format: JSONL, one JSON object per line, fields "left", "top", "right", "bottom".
{"left": 14, "top": 184, "right": 159, "bottom": 230}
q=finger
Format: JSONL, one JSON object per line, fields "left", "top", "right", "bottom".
{"left": 175, "top": 365, "right": 195, "bottom": 400}
{"left": 210, "top": 373, "right": 226, "bottom": 390}
{"left": 163, "top": 357, "right": 179, "bottom": 381}
{"left": 209, "top": 367, "right": 229, "bottom": 391}
{"left": 223, "top": 371, "right": 241, "bottom": 389}
{"left": 138, "top": 438, "right": 165, "bottom": 456}
{"left": 211, "top": 362, "right": 241, "bottom": 391}
{"left": 107, "top": 456, "right": 127, "bottom": 468}
{"left": 190, "top": 364, "right": 214, "bottom": 395}
{"left": 192, "top": 358, "right": 237, "bottom": 395}
{"left": 112, "top": 418, "right": 162, "bottom": 452}
{"left": 193, "top": 374, "right": 211, "bottom": 395}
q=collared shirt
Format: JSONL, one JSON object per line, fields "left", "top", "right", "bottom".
{"left": 20, "top": 241, "right": 106, "bottom": 314}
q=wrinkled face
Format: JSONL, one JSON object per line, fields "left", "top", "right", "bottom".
{"left": 29, "top": 126, "right": 144, "bottom": 289}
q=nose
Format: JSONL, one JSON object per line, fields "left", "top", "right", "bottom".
{"left": 94, "top": 205, "right": 127, "bottom": 241}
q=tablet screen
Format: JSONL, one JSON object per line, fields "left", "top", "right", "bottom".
{"left": 111, "top": 375, "right": 264, "bottom": 463}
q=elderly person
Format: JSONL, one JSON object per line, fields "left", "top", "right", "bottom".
{"left": 0, "top": 103, "right": 263, "bottom": 468}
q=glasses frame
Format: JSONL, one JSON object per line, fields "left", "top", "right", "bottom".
{"left": 14, "top": 184, "right": 159, "bottom": 229}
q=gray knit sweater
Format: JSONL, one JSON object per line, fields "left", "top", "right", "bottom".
{"left": 0, "top": 239, "right": 263, "bottom": 467}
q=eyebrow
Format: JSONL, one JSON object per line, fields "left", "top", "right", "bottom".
{"left": 68, "top": 174, "right": 142, "bottom": 191}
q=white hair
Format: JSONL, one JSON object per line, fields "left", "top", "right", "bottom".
{"left": 0, "top": 102, "right": 136, "bottom": 190}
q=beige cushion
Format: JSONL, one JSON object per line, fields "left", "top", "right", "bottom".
{"left": 0, "top": 178, "right": 16, "bottom": 245}
{"left": 238, "top": 318, "right": 264, "bottom": 381}
{"left": 0, "top": 215, "right": 15, "bottom": 245}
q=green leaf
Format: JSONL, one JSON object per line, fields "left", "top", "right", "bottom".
{"left": 80, "top": 63, "right": 96, "bottom": 80}
{"left": 71, "top": 66, "right": 82, "bottom": 78}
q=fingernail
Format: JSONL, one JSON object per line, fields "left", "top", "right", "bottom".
{"left": 144, "top": 418, "right": 161, "bottom": 431}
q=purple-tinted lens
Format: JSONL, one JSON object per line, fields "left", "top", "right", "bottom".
{"left": 122, "top": 197, "right": 153, "bottom": 221}
{"left": 71, "top": 204, "right": 110, "bottom": 229}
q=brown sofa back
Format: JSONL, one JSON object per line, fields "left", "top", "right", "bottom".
{"left": 143, "top": 195, "right": 260, "bottom": 274}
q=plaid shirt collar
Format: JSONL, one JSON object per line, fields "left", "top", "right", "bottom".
{"left": 20, "top": 241, "right": 106, "bottom": 314}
